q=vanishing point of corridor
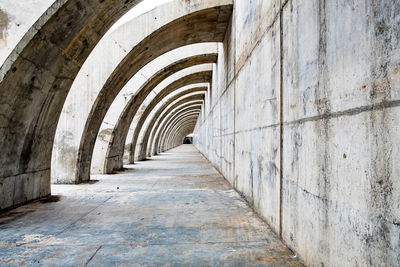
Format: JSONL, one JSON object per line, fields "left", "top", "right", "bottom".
{"left": 0, "top": 145, "right": 303, "bottom": 266}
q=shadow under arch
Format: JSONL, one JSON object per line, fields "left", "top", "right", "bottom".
{"left": 183, "top": 137, "right": 193, "bottom": 144}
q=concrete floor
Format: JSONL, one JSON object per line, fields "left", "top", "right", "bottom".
{"left": 0, "top": 145, "right": 303, "bottom": 266}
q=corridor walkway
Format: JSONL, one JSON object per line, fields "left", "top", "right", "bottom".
{"left": 0, "top": 145, "right": 303, "bottom": 266}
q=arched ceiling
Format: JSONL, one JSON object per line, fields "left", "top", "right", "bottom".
{"left": 0, "top": 0, "right": 232, "bottom": 210}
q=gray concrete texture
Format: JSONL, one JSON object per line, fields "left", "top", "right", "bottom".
{"left": 149, "top": 101, "right": 204, "bottom": 156}
{"left": 0, "top": 0, "right": 398, "bottom": 266}
{"left": 74, "top": 4, "right": 231, "bottom": 184}
{"left": 164, "top": 116, "right": 199, "bottom": 149}
{"left": 100, "top": 53, "right": 217, "bottom": 175}
{"left": 147, "top": 107, "right": 201, "bottom": 156}
{"left": 0, "top": 0, "right": 233, "bottom": 209}
{"left": 0, "top": 145, "right": 303, "bottom": 266}
{"left": 194, "top": 0, "right": 400, "bottom": 266}
{"left": 145, "top": 97, "right": 204, "bottom": 157}
{"left": 128, "top": 71, "right": 212, "bottom": 164}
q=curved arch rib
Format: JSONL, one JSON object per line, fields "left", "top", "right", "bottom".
{"left": 105, "top": 90, "right": 205, "bottom": 173}
{"left": 128, "top": 71, "right": 212, "bottom": 164}
{"left": 145, "top": 98, "right": 205, "bottom": 158}
{"left": 102, "top": 53, "right": 217, "bottom": 173}
{"left": 130, "top": 92, "right": 205, "bottom": 164}
{"left": 0, "top": 0, "right": 232, "bottom": 209}
{"left": 136, "top": 92, "right": 206, "bottom": 162}
{"left": 0, "top": 0, "right": 146, "bottom": 208}
{"left": 170, "top": 122, "right": 198, "bottom": 148}
{"left": 150, "top": 101, "right": 204, "bottom": 156}
{"left": 76, "top": 6, "right": 232, "bottom": 183}
{"left": 163, "top": 119, "right": 198, "bottom": 151}
{"left": 150, "top": 105, "right": 203, "bottom": 155}
{"left": 160, "top": 115, "right": 199, "bottom": 152}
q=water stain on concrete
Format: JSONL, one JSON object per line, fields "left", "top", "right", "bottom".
{"left": 0, "top": 8, "right": 8, "bottom": 46}
{"left": 39, "top": 195, "right": 62, "bottom": 203}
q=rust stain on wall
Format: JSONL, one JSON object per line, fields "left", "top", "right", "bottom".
{"left": 0, "top": 9, "right": 8, "bottom": 47}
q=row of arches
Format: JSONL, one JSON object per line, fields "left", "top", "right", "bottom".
{"left": 0, "top": 0, "right": 233, "bottom": 210}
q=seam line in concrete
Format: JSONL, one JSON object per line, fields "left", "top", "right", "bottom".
{"left": 0, "top": 168, "right": 50, "bottom": 182}
{"left": 279, "top": 0, "right": 284, "bottom": 238}
{"left": 214, "top": 99, "right": 400, "bottom": 136}
{"left": 84, "top": 244, "right": 103, "bottom": 267}
{"left": 57, "top": 196, "right": 112, "bottom": 235}
{"left": 203, "top": 2, "right": 290, "bottom": 127}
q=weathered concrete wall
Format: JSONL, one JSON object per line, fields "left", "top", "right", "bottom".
{"left": 2, "top": 0, "right": 398, "bottom": 265}
{"left": 193, "top": 0, "right": 400, "bottom": 266}
{"left": 0, "top": 0, "right": 232, "bottom": 211}
{"left": 0, "top": 0, "right": 54, "bottom": 65}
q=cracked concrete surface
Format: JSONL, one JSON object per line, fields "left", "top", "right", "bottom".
{"left": 0, "top": 145, "right": 303, "bottom": 266}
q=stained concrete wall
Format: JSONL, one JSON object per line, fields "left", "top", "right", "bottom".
{"left": 193, "top": 0, "right": 400, "bottom": 266}
{"left": 0, "top": 0, "right": 54, "bottom": 65}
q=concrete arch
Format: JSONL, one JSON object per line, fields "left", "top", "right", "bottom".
{"left": 172, "top": 124, "right": 198, "bottom": 148}
{"left": 165, "top": 111, "right": 202, "bottom": 143}
{"left": 170, "top": 122, "right": 198, "bottom": 149}
{"left": 102, "top": 54, "right": 216, "bottom": 174}
{"left": 146, "top": 100, "right": 206, "bottom": 158}
{"left": 151, "top": 103, "right": 204, "bottom": 155}
{"left": 76, "top": 6, "right": 232, "bottom": 183}
{"left": 149, "top": 101, "right": 204, "bottom": 156}
{"left": 87, "top": 47, "right": 217, "bottom": 177}
{"left": 160, "top": 113, "right": 200, "bottom": 152}
{"left": 166, "top": 117, "right": 199, "bottom": 150}
{"left": 163, "top": 118, "right": 198, "bottom": 151}
{"left": 54, "top": 6, "right": 220, "bottom": 183}
{"left": 104, "top": 89, "right": 206, "bottom": 173}
{"left": 0, "top": 0, "right": 148, "bottom": 209}
{"left": 125, "top": 69, "right": 210, "bottom": 164}
{"left": 160, "top": 115, "right": 200, "bottom": 152}
{"left": 169, "top": 125, "right": 197, "bottom": 150}
{"left": 149, "top": 104, "right": 203, "bottom": 156}
{"left": 0, "top": 0, "right": 232, "bottom": 209}
{"left": 163, "top": 119, "right": 198, "bottom": 151}
{"left": 158, "top": 113, "right": 201, "bottom": 154}
{"left": 134, "top": 92, "right": 206, "bottom": 163}
{"left": 52, "top": 4, "right": 220, "bottom": 183}
{"left": 128, "top": 71, "right": 212, "bottom": 163}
